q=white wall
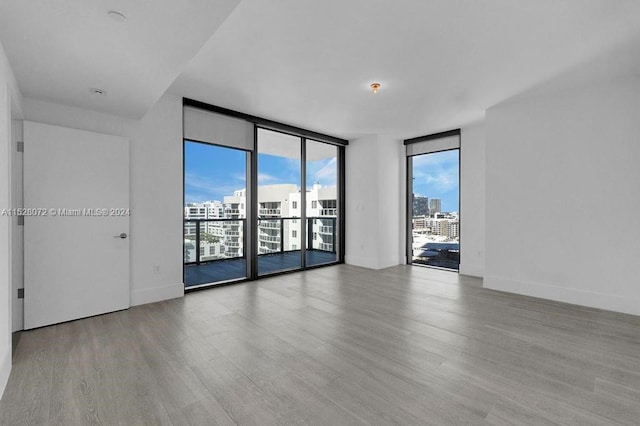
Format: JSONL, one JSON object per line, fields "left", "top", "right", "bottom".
{"left": 459, "top": 122, "right": 486, "bottom": 277}
{"left": 24, "top": 98, "right": 137, "bottom": 137}
{"left": 485, "top": 76, "right": 640, "bottom": 315}
{"left": 21, "top": 94, "right": 184, "bottom": 307}
{"left": 0, "top": 40, "right": 23, "bottom": 398}
{"left": 345, "top": 135, "right": 404, "bottom": 269}
{"left": 129, "top": 94, "right": 184, "bottom": 305}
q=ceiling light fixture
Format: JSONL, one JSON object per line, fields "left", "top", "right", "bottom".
{"left": 370, "top": 83, "right": 381, "bottom": 94}
{"left": 89, "top": 88, "right": 107, "bottom": 96}
{"left": 108, "top": 11, "right": 128, "bottom": 23}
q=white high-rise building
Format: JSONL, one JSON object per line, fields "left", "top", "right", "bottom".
{"left": 186, "top": 184, "right": 338, "bottom": 260}
{"left": 257, "top": 184, "right": 297, "bottom": 254}
{"left": 223, "top": 189, "right": 246, "bottom": 258}
{"left": 184, "top": 200, "right": 226, "bottom": 262}
{"left": 289, "top": 183, "right": 337, "bottom": 253}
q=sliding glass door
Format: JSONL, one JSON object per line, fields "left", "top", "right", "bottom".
{"left": 305, "top": 140, "right": 338, "bottom": 266}
{"left": 184, "top": 142, "right": 248, "bottom": 287}
{"left": 256, "top": 129, "right": 302, "bottom": 275}
{"left": 406, "top": 130, "right": 460, "bottom": 271}
{"left": 255, "top": 129, "right": 342, "bottom": 276}
{"left": 183, "top": 100, "right": 345, "bottom": 289}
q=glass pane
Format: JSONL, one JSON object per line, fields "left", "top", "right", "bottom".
{"left": 411, "top": 149, "right": 460, "bottom": 270}
{"left": 184, "top": 141, "right": 247, "bottom": 287}
{"left": 306, "top": 140, "right": 338, "bottom": 266}
{"left": 257, "top": 128, "right": 302, "bottom": 275}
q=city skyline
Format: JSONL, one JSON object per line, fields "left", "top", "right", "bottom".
{"left": 186, "top": 141, "right": 457, "bottom": 212}
{"left": 185, "top": 141, "right": 337, "bottom": 204}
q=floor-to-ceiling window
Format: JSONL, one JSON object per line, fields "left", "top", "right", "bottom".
{"left": 255, "top": 130, "right": 341, "bottom": 276}
{"left": 256, "top": 129, "right": 302, "bottom": 275}
{"left": 183, "top": 142, "right": 248, "bottom": 288}
{"left": 306, "top": 140, "right": 339, "bottom": 266}
{"left": 183, "top": 100, "right": 345, "bottom": 289}
{"left": 406, "top": 130, "right": 460, "bottom": 271}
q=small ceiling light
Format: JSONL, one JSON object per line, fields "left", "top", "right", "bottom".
{"left": 89, "top": 88, "right": 107, "bottom": 96}
{"left": 370, "top": 83, "right": 381, "bottom": 94}
{"left": 108, "top": 11, "right": 128, "bottom": 23}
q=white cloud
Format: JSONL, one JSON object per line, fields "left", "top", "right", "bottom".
{"left": 185, "top": 172, "right": 214, "bottom": 191}
{"left": 411, "top": 150, "right": 459, "bottom": 195}
{"left": 315, "top": 157, "right": 336, "bottom": 178}
{"left": 231, "top": 172, "right": 247, "bottom": 182}
{"left": 185, "top": 172, "right": 245, "bottom": 203}
{"left": 258, "top": 173, "right": 280, "bottom": 184}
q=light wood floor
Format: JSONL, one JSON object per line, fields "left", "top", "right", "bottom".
{"left": 2, "top": 265, "right": 640, "bottom": 425}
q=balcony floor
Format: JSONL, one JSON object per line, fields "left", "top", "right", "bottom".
{"left": 185, "top": 249, "right": 337, "bottom": 288}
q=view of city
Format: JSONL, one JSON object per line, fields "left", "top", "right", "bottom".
{"left": 411, "top": 149, "right": 460, "bottom": 269}
{"left": 184, "top": 136, "right": 339, "bottom": 285}
{"left": 184, "top": 140, "right": 456, "bottom": 279}
{"left": 184, "top": 182, "right": 337, "bottom": 264}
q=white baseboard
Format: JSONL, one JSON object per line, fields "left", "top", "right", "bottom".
{"left": 130, "top": 283, "right": 184, "bottom": 307}
{"left": 459, "top": 263, "right": 484, "bottom": 278}
{"left": 0, "top": 349, "right": 11, "bottom": 399}
{"left": 484, "top": 275, "right": 640, "bottom": 316}
{"left": 345, "top": 255, "right": 403, "bottom": 270}
{"left": 345, "top": 255, "right": 379, "bottom": 269}
{"left": 378, "top": 256, "right": 403, "bottom": 270}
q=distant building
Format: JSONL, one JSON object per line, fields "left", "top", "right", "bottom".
{"left": 223, "top": 189, "right": 246, "bottom": 258}
{"left": 184, "top": 200, "right": 226, "bottom": 262}
{"left": 412, "top": 215, "right": 459, "bottom": 241}
{"left": 257, "top": 184, "right": 298, "bottom": 254}
{"left": 290, "top": 183, "right": 337, "bottom": 253}
{"left": 412, "top": 216, "right": 428, "bottom": 230}
{"left": 185, "top": 183, "right": 337, "bottom": 261}
{"left": 429, "top": 198, "right": 441, "bottom": 216}
{"left": 412, "top": 195, "right": 428, "bottom": 217}
{"left": 448, "top": 221, "right": 459, "bottom": 238}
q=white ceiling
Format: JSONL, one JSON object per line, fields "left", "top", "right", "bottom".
{"left": 2, "top": 0, "right": 640, "bottom": 139}
{"left": 0, "top": 0, "right": 240, "bottom": 118}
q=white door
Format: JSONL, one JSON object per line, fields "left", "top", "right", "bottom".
{"left": 24, "top": 121, "right": 130, "bottom": 329}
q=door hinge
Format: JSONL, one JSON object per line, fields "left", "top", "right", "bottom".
{"left": 17, "top": 215, "right": 24, "bottom": 226}
{"left": 17, "top": 288, "right": 24, "bottom": 299}
{"left": 17, "top": 141, "right": 24, "bottom": 152}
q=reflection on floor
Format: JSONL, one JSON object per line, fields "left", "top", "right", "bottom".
{"left": 185, "top": 249, "right": 337, "bottom": 287}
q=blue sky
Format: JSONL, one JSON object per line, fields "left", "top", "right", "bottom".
{"left": 184, "top": 142, "right": 246, "bottom": 203}
{"left": 412, "top": 149, "right": 459, "bottom": 212}
{"left": 185, "top": 141, "right": 337, "bottom": 204}
{"left": 186, "top": 141, "right": 456, "bottom": 211}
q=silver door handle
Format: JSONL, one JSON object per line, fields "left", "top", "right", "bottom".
{"left": 114, "top": 233, "right": 128, "bottom": 239}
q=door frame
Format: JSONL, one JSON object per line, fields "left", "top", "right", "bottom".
{"left": 183, "top": 99, "right": 347, "bottom": 290}
{"left": 404, "top": 129, "right": 461, "bottom": 270}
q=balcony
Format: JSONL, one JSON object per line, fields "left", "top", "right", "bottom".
{"left": 259, "top": 220, "right": 280, "bottom": 229}
{"left": 318, "top": 225, "right": 333, "bottom": 234}
{"left": 259, "top": 208, "right": 281, "bottom": 216}
{"left": 258, "top": 246, "right": 279, "bottom": 255}
{"left": 320, "top": 208, "right": 336, "bottom": 216}
{"left": 184, "top": 217, "right": 338, "bottom": 288}
{"left": 185, "top": 249, "right": 337, "bottom": 287}
{"left": 259, "top": 234, "right": 280, "bottom": 243}
{"left": 184, "top": 218, "right": 247, "bottom": 265}
{"left": 412, "top": 242, "right": 460, "bottom": 270}
{"left": 307, "top": 217, "right": 336, "bottom": 252}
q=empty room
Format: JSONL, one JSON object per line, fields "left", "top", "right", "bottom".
{"left": 1, "top": 1, "right": 640, "bottom": 424}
